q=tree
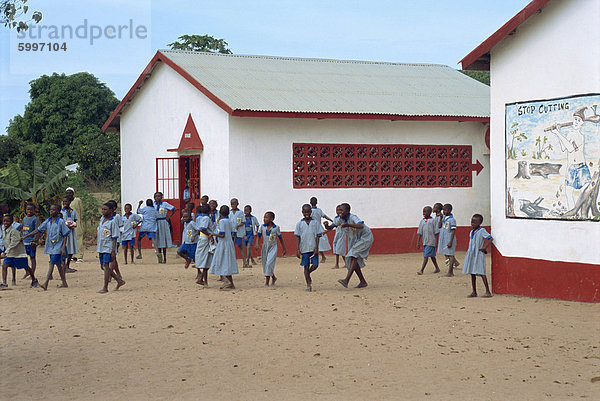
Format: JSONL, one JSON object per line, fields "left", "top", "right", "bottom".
{"left": 1, "top": 0, "right": 42, "bottom": 31}
{"left": 168, "top": 34, "right": 232, "bottom": 54}
{"left": 4, "top": 72, "right": 120, "bottom": 185}
{"left": 459, "top": 70, "right": 490, "bottom": 86}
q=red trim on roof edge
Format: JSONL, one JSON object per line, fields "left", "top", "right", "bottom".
{"left": 231, "top": 110, "right": 489, "bottom": 122}
{"left": 459, "top": 0, "right": 551, "bottom": 70}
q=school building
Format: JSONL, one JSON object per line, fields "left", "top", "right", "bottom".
{"left": 103, "top": 50, "right": 490, "bottom": 252}
{"left": 461, "top": 0, "right": 600, "bottom": 302}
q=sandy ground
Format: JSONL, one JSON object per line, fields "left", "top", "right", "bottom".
{"left": 1, "top": 248, "right": 599, "bottom": 401}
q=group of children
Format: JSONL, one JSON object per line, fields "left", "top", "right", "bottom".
{"left": 417, "top": 202, "right": 493, "bottom": 297}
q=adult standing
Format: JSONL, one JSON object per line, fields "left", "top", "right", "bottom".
{"left": 66, "top": 187, "right": 85, "bottom": 263}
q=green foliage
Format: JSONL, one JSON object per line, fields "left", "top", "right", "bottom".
{"left": 3, "top": 72, "right": 120, "bottom": 185}
{"left": 168, "top": 34, "right": 232, "bottom": 54}
{"left": 1, "top": 0, "right": 42, "bottom": 31}
{"left": 459, "top": 70, "right": 490, "bottom": 86}
{"left": 508, "top": 122, "right": 527, "bottom": 159}
{"left": 532, "top": 136, "right": 553, "bottom": 159}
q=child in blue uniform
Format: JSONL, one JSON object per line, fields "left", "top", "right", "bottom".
{"left": 194, "top": 204, "right": 213, "bottom": 286}
{"left": 177, "top": 211, "right": 198, "bottom": 269}
{"left": 137, "top": 199, "right": 158, "bottom": 260}
{"left": 437, "top": 203, "right": 458, "bottom": 277}
{"left": 229, "top": 198, "right": 245, "bottom": 263}
{"left": 1, "top": 215, "right": 38, "bottom": 289}
{"left": 242, "top": 205, "right": 260, "bottom": 268}
{"left": 416, "top": 206, "right": 440, "bottom": 275}
{"left": 310, "top": 197, "right": 333, "bottom": 263}
{"left": 121, "top": 203, "right": 141, "bottom": 264}
{"left": 463, "top": 214, "right": 493, "bottom": 297}
{"left": 97, "top": 203, "right": 126, "bottom": 293}
{"left": 61, "top": 196, "right": 79, "bottom": 273}
{"left": 331, "top": 204, "right": 347, "bottom": 269}
{"left": 154, "top": 192, "right": 177, "bottom": 263}
{"left": 255, "top": 211, "right": 287, "bottom": 286}
{"left": 294, "top": 204, "right": 322, "bottom": 292}
{"left": 23, "top": 204, "right": 70, "bottom": 290}
{"left": 210, "top": 205, "right": 238, "bottom": 290}
{"left": 21, "top": 203, "right": 40, "bottom": 278}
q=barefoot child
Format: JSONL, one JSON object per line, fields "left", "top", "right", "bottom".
{"left": 416, "top": 206, "right": 440, "bottom": 275}
{"left": 255, "top": 211, "right": 287, "bottom": 286}
{"left": 23, "top": 204, "right": 70, "bottom": 290}
{"left": 331, "top": 204, "right": 347, "bottom": 269}
{"left": 194, "top": 204, "right": 213, "bottom": 286}
{"left": 136, "top": 199, "right": 158, "bottom": 260}
{"left": 121, "top": 203, "right": 141, "bottom": 264}
{"left": 325, "top": 203, "right": 373, "bottom": 289}
{"left": 97, "top": 203, "right": 125, "bottom": 293}
{"left": 463, "top": 214, "right": 493, "bottom": 298}
{"left": 229, "top": 198, "right": 245, "bottom": 265}
{"left": 21, "top": 203, "right": 40, "bottom": 278}
{"left": 154, "top": 192, "right": 177, "bottom": 264}
{"left": 437, "top": 203, "right": 458, "bottom": 276}
{"left": 177, "top": 211, "right": 197, "bottom": 269}
{"left": 294, "top": 204, "right": 322, "bottom": 292}
{"left": 243, "top": 205, "right": 260, "bottom": 268}
{"left": 61, "top": 196, "right": 79, "bottom": 273}
{"left": 0, "top": 215, "right": 38, "bottom": 289}
{"left": 310, "top": 197, "right": 333, "bottom": 263}
{"left": 210, "top": 205, "right": 238, "bottom": 290}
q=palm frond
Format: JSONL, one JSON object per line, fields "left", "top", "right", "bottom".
{"left": 0, "top": 182, "right": 32, "bottom": 201}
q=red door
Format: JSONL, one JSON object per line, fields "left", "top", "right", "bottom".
{"left": 156, "top": 157, "right": 182, "bottom": 245}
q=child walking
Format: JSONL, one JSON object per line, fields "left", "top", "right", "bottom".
{"left": 0, "top": 215, "right": 38, "bottom": 289}
{"left": 61, "top": 196, "right": 79, "bottom": 273}
{"left": 21, "top": 203, "right": 39, "bottom": 278}
{"left": 194, "top": 204, "right": 213, "bottom": 286}
{"left": 437, "top": 203, "right": 458, "bottom": 276}
{"left": 463, "top": 214, "right": 493, "bottom": 297}
{"left": 177, "top": 211, "right": 198, "bottom": 269}
{"left": 121, "top": 203, "right": 141, "bottom": 264}
{"left": 416, "top": 206, "right": 440, "bottom": 275}
{"left": 243, "top": 205, "right": 260, "bottom": 268}
{"left": 325, "top": 203, "right": 373, "bottom": 289}
{"left": 255, "top": 211, "right": 287, "bottom": 286}
{"left": 136, "top": 199, "right": 158, "bottom": 260}
{"left": 294, "top": 204, "right": 322, "bottom": 292}
{"left": 210, "top": 205, "right": 238, "bottom": 290}
{"left": 310, "top": 197, "right": 333, "bottom": 263}
{"left": 97, "top": 203, "right": 126, "bottom": 293}
{"left": 331, "top": 204, "right": 347, "bottom": 269}
{"left": 154, "top": 192, "right": 177, "bottom": 263}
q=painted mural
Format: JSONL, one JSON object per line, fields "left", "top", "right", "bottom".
{"left": 505, "top": 94, "right": 600, "bottom": 221}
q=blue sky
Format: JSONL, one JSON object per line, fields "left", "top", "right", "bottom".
{"left": 0, "top": 0, "right": 531, "bottom": 134}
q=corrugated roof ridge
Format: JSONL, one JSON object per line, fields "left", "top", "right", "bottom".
{"left": 159, "top": 49, "right": 449, "bottom": 68}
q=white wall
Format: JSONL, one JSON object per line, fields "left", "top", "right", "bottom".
{"left": 120, "top": 62, "right": 230, "bottom": 207}
{"left": 490, "top": 0, "right": 600, "bottom": 264}
{"left": 228, "top": 117, "right": 489, "bottom": 232}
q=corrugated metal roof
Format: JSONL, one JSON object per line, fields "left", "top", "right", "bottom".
{"left": 160, "top": 50, "right": 489, "bottom": 118}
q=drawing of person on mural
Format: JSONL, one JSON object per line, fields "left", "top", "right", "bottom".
{"left": 548, "top": 105, "right": 600, "bottom": 216}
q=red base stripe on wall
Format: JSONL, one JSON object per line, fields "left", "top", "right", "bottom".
{"left": 491, "top": 246, "right": 600, "bottom": 303}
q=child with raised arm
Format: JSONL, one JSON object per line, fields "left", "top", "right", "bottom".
{"left": 243, "top": 205, "right": 260, "bottom": 268}
{"left": 121, "top": 203, "right": 141, "bottom": 264}
{"left": 210, "top": 205, "right": 238, "bottom": 290}
{"left": 310, "top": 197, "right": 333, "bottom": 263}
{"left": 416, "top": 206, "right": 440, "bottom": 275}
{"left": 23, "top": 204, "right": 70, "bottom": 290}
{"left": 177, "top": 211, "right": 198, "bottom": 269}
{"left": 463, "top": 214, "right": 493, "bottom": 298}
{"left": 331, "top": 204, "right": 347, "bottom": 269}
{"left": 0, "top": 215, "right": 38, "bottom": 289}
{"left": 61, "top": 196, "right": 79, "bottom": 273}
{"left": 97, "top": 203, "right": 125, "bottom": 293}
{"left": 324, "top": 203, "right": 373, "bottom": 289}
{"left": 255, "top": 211, "right": 287, "bottom": 286}
{"left": 154, "top": 192, "right": 177, "bottom": 263}
{"left": 21, "top": 203, "right": 40, "bottom": 278}
{"left": 136, "top": 199, "right": 158, "bottom": 260}
{"left": 295, "top": 204, "right": 322, "bottom": 292}
{"left": 194, "top": 204, "right": 213, "bottom": 286}
{"left": 437, "top": 203, "right": 458, "bottom": 277}
{"left": 229, "top": 198, "right": 245, "bottom": 264}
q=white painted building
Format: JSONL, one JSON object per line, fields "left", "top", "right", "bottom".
{"left": 104, "top": 51, "right": 490, "bottom": 252}
{"left": 461, "top": 0, "right": 600, "bottom": 301}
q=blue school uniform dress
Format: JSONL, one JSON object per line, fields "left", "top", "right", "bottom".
{"left": 178, "top": 220, "right": 198, "bottom": 259}
{"left": 331, "top": 214, "right": 373, "bottom": 268}
{"left": 332, "top": 223, "right": 348, "bottom": 257}
{"left": 209, "top": 217, "right": 238, "bottom": 276}
{"left": 229, "top": 209, "right": 245, "bottom": 246}
{"left": 437, "top": 214, "right": 457, "bottom": 256}
{"left": 97, "top": 216, "right": 119, "bottom": 264}
{"left": 417, "top": 217, "right": 437, "bottom": 258}
{"left": 194, "top": 214, "right": 213, "bottom": 269}
{"left": 294, "top": 217, "right": 322, "bottom": 267}
{"left": 2, "top": 225, "right": 29, "bottom": 269}
{"left": 257, "top": 223, "right": 282, "bottom": 277}
{"left": 61, "top": 207, "right": 78, "bottom": 255}
{"left": 37, "top": 217, "right": 71, "bottom": 265}
{"left": 243, "top": 215, "right": 260, "bottom": 246}
{"left": 154, "top": 201, "right": 175, "bottom": 248}
{"left": 121, "top": 213, "right": 141, "bottom": 246}
{"left": 462, "top": 227, "right": 492, "bottom": 276}
{"left": 137, "top": 206, "right": 158, "bottom": 239}
{"left": 21, "top": 216, "right": 38, "bottom": 257}
{"left": 311, "top": 206, "right": 332, "bottom": 252}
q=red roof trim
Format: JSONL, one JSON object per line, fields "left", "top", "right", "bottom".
{"left": 459, "top": 0, "right": 551, "bottom": 70}
{"left": 231, "top": 110, "right": 489, "bottom": 122}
